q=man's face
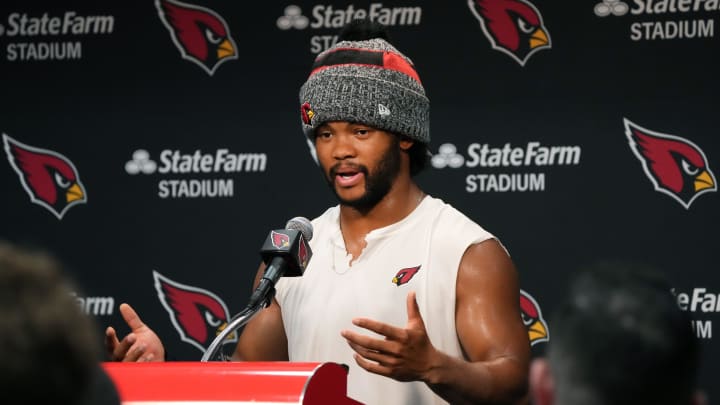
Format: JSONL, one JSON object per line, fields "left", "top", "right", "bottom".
{"left": 314, "top": 121, "right": 402, "bottom": 211}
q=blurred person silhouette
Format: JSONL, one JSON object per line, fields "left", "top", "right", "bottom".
{"left": 529, "top": 262, "right": 706, "bottom": 405}
{"left": 0, "top": 241, "right": 120, "bottom": 405}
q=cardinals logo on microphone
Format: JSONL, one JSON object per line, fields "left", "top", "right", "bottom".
{"left": 468, "top": 0, "right": 551, "bottom": 66}
{"left": 3, "top": 134, "right": 87, "bottom": 220}
{"left": 155, "top": 0, "right": 238, "bottom": 75}
{"left": 625, "top": 118, "right": 716, "bottom": 209}
{"left": 154, "top": 271, "right": 238, "bottom": 352}
{"left": 271, "top": 230, "right": 291, "bottom": 248}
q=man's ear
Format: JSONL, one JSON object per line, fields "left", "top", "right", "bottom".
{"left": 529, "top": 358, "right": 555, "bottom": 405}
{"left": 399, "top": 138, "right": 414, "bottom": 151}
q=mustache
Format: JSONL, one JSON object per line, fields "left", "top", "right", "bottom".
{"left": 329, "top": 163, "right": 368, "bottom": 178}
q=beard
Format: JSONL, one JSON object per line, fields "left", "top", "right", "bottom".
{"left": 323, "top": 138, "right": 402, "bottom": 212}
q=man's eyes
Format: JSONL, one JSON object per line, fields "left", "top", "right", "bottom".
{"left": 315, "top": 128, "right": 373, "bottom": 138}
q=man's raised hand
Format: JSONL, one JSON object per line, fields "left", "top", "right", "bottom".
{"left": 105, "top": 303, "right": 165, "bottom": 362}
{"left": 341, "top": 291, "right": 439, "bottom": 382}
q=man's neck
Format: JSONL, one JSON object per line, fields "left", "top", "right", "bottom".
{"left": 338, "top": 179, "right": 424, "bottom": 259}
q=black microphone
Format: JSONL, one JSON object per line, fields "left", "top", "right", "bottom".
{"left": 202, "top": 217, "right": 313, "bottom": 361}
{"left": 247, "top": 217, "right": 313, "bottom": 308}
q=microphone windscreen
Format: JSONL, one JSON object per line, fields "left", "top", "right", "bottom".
{"left": 285, "top": 217, "right": 313, "bottom": 241}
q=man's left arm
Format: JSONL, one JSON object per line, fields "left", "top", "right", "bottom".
{"left": 425, "top": 238, "right": 530, "bottom": 403}
{"left": 341, "top": 238, "right": 530, "bottom": 405}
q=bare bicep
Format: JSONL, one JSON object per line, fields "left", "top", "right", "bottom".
{"left": 233, "top": 298, "right": 288, "bottom": 361}
{"left": 455, "top": 240, "right": 529, "bottom": 363}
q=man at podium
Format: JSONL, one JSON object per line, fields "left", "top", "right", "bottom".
{"left": 106, "top": 20, "right": 530, "bottom": 405}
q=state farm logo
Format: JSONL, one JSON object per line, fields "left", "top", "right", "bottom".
{"left": 276, "top": 4, "right": 423, "bottom": 54}
{"left": 125, "top": 148, "right": 267, "bottom": 199}
{"left": 125, "top": 149, "right": 157, "bottom": 175}
{"left": 594, "top": 0, "right": 716, "bottom": 41}
{"left": 673, "top": 287, "right": 718, "bottom": 339}
{"left": 277, "top": 5, "right": 310, "bottom": 30}
{"left": 594, "top": 0, "right": 630, "bottom": 16}
{"left": 3, "top": 134, "right": 87, "bottom": 219}
{"left": 0, "top": 10, "right": 115, "bottom": 62}
{"left": 71, "top": 292, "right": 115, "bottom": 316}
{"left": 156, "top": 0, "right": 238, "bottom": 75}
{"left": 625, "top": 118, "right": 716, "bottom": 209}
{"left": 431, "top": 141, "right": 581, "bottom": 193}
{"left": 431, "top": 144, "right": 465, "bottom": 169}
{"left": 467, "top": 0, "right": 551, "bottom": 66}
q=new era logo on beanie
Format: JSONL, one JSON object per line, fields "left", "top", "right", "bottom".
{"left": 378, "top": 104, "right": 391, "bottom": 117}
{"left": 299, "top": 19, "right": 430, "bottom": 155}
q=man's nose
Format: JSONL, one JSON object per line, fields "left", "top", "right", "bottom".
{"left": 331, "top": 134, "right": 357, "bottom": 160}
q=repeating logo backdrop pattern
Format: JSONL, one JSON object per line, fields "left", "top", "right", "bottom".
{"left": 0, "top": 0, "right": 717, "bottom": 400}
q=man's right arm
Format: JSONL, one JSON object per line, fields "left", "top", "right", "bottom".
{"left": 231, "top": 263, "right": 289, "bottom": 361}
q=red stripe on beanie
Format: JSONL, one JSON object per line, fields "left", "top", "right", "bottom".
{"left": 308, "top": 48, "right": 421, "bottom": 84}
{"left": 382, "top": 52, "right": 421, "bottom": 83}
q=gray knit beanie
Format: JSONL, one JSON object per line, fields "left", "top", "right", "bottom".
{"left": 299, "top": 25, "right": 430, "bottom": 158}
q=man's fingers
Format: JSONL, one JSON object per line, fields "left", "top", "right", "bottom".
{"left": 104, "top": 327, "right": 120, "bottom": 358}
{"left": 352, "top": 318, "right": 404, "bottom": 340}
{"left": 342, "top": 330, "right": 398, "bottom": 354}
{"left": 105, "top": 326, "right": 118, "bottom": 345}
{"left": 406, "top": 291, "right": 425, "bottom": 327}
{"left": 353, "top": 353, "right": 392, "bottom": 377}
{"left": 111, "top": 333, "right": 136, "bottom": 361}
{"left": 107, "top": 305, "right": 161, "bottom": 362}
{"left": 123, "top": 341, "right": 147, "bottom": 362}
{"left": 119, "top": 303, "right": 146, "bottom": 331}
{"left": 347, "top": 340, "right": 399, "bottom": 365}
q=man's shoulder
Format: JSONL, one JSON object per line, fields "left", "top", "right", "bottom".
{"left": 424, "top": 196, "right": 496, "bottom": 246}
{"left": 425, "top": 196, "right": 485, "bottom": 228}
{"left": 311, "top": 205, "right": 339, "bottom": 223}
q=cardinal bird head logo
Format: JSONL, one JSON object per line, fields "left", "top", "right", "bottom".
{"left": 153, "top": 271, "right": 238, "bottom": 352}
{"left": 298, "top": 235, "right": 309, "bottom": 268}
{"left": 3, "top": 134, "right": 87, "bottom": 220}
{"left": 520, "top": 290, "right": 549, "bottom": 346}
{"left": 392, "top": 265, "right": 421, "bottom": 286}
{"left": 468, "top": 0, "right": 551, "bottom": 66}
{"left": 301, "top": 102, "right": 315, "bottom": 126}
{"left": 156, "top": 0, "right": 238, "bottom": 75}
{"left": 625, "top": 118, "right": 716, "bottom": 209}
{"left": 271, "top": 230, "right": 290, "bottom": 248}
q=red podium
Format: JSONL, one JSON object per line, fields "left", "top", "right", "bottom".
{"left": 102, "top": 361, "right": 364, "bottom": 404}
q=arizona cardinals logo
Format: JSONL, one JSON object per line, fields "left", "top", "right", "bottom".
{"left": 271, "top": 231, "right": 290, "bottom": 248}
{"left": 3, "top": 134, "right": 87, "bottom": 220}
{"left": 156, "top": 0, "right": 238, "bottom": 75}
{"left": 298, "top": 235, "right": 309, "bottom": 268}
{"left": 301, "top": 102, "right": 315, "bottom": 126}
{"left": 468, "top": 0, "right": 551, "bottom": 66}
{"left": 153, "top": 271, "right": 238, "bottom": 352}
{"left": 520, "top": 290, "right": 549, "bottom": 346}
{"left": 392, "top": 265, "right": 421, "bottom": 286}
{"left": 625, "top": 118, "right": 716, "bottom": 209}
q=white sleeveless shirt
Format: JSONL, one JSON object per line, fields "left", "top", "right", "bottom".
{"left": 275, "top": 196, "right": 496, "bottom": 405}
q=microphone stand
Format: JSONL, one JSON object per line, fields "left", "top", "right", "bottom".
{"left": 200, "top": 287, "right": 275, "bottom": 362}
